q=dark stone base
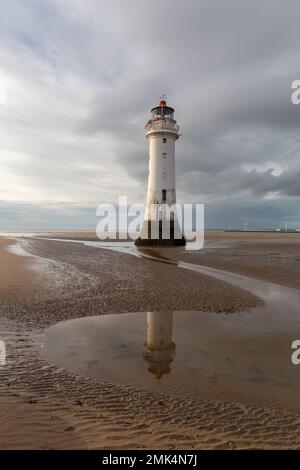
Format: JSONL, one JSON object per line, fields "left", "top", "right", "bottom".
{"left": 135, "top": 220, "right": 186, "bottom": 247}
{"left": 135, "top": 237, "right": 186, "bottom": 247}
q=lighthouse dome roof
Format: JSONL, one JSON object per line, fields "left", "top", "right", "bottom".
{"left": 151, "top": 98, "right": 174, "bottom": 117}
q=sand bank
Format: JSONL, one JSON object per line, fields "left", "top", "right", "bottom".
{"left": 1, "top": 233, "right": 300, "bottom": 449}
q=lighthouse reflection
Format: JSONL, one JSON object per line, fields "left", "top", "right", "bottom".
{"left": 143, "top": 311, "right": 176, "bottom": 379}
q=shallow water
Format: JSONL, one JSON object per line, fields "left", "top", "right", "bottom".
{"left": 8, "top": 236, "right": 300, "bottom": 411}
{"left": 42, "top": 307, "right": 300, "bottom": 411}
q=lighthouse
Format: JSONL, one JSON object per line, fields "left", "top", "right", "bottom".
{"left": 143, "top": 311, "right": 176, "bottom": 379}
{"left": 135, "top": 97, "right": 185, "bottom": 246}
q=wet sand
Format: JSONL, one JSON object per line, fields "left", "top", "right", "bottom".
{"left": 0, "top": 238, "right": 36, "bottom": 291}
{"left": 178, "top": 231, "right": 300, "bottom": 288}
{"left": 1, "top": 232, "right": 300, "bottom": 449}
{"left": 0, "top": 398, "right": 86, "bottom": 450}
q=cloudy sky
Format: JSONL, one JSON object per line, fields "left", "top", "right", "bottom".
{"left": 1, "top": 0, "right": 300, "bottom": 229}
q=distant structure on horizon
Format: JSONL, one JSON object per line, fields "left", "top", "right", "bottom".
{"left": 135, "top": 97, "right": 185, "bottom": 246}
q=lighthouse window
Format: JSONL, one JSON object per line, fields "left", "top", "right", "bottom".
{"left": 162, "top": 189, "right": 167, "bottom": 202}
{"left": 151, "top": 107, "right": 174, "bottom": 118}
{"left": 163, "top": 138, "right": 167, "bottom": 143}
{"left": 163, "top": 152, "right": 167, "bottom": 158}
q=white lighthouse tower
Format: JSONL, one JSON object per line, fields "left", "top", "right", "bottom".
{"left": 135, "top": 97, "right": 185, "bottom": 246}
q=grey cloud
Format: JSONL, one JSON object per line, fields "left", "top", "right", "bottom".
{"left": 0, "top": 200, "right": 98, "bottom": 229}
{"left": 205, "top": 196, "right": 300, "bottom": 229}
{"left": 235, "top": 167, "right": 300, "bottom": 197}
{"left": 1, "top": 0, "right": 300, "bottom": 228}
{"left": 1, "top": 197, "right": 300, "bottom": 231}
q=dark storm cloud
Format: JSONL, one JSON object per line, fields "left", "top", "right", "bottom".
{"left": 234, "top": 167, "right": 300, "bottom": 197}
{"left": 205, "top": 196, "right": 300, "bottom": 230}
{"left": 1, "top": 0, "right": 300, "bottom": 227}
{"left": 79, "top": 0, "right": 300, "bottom": 201}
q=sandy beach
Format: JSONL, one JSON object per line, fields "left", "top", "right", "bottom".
{"left": 0, "top": 238, "right": 37, "bottom": 291}
{"left": 1, "top": 231, "right": 300, "bottom": 449}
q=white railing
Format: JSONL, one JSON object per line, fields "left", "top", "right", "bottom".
{"left": 145, "top": 119, "right": 179, "bottom": 133}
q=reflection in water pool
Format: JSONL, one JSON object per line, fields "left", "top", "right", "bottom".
{"left": 43, "top": 305, "right": 300, "bottom": 412}
{"left": 144, "top": 311, "right": 175, "bottom": 379}
{"left": 34, "top": 238, "right": 300, "bottom": 411}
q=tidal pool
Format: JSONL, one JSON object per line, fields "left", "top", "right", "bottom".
{"left": 42, "top": 306, "right": 300, "bottom": 411}
{"left": 33, "top": 237, "right": 300, "bottom": 411}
